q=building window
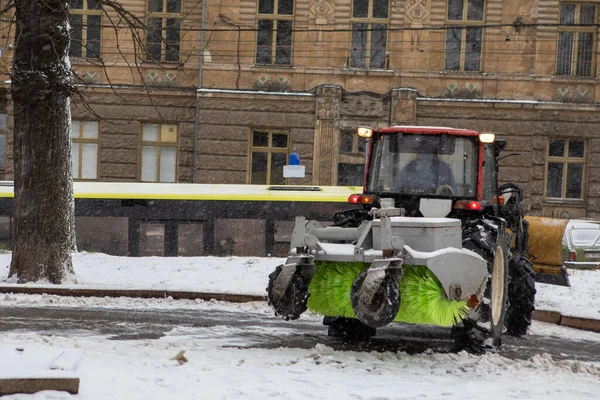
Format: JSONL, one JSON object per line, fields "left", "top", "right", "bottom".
{"left": 249, "top": 129, "right": 289, "bottom": 184}
{"left": 256, "top": 0, "right": 294, "bottom": 65}
{"left": 337, "top": 130, "right": 367, "bottom": 185}
{"left": 146, "top": 0, "right": 181, "bottom": 62}
{"left": 0, "top": 132, "right": 6, "bottom": 170}
{"left": 338, "top": 163, "right": 365, "bottom": 186}
{"left": 71, "top": 121, "right": 99, "bottom": 180}
{"left": 556, "top": 3, "right": 597, "bottom": 77}
{"left": 445, "top": 0, "right": 484, "bottom": 71}
{"left": 141, "top": 123, "right": 178, "bottom": 182}
{"left": 350, "top": 0, "right": 389, "bottom": 69}
{"left": 340, "top": 130, "right": 368, "bottom": 154}
{"left": 546, "top": 139, "right": 586, "bottom": 200}
{"left": 68, "top": 0, "right": 102, "bottom": 59}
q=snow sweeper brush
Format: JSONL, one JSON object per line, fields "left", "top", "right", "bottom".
{"left": 307, "top": 261, "right": 470, "bottom": 327}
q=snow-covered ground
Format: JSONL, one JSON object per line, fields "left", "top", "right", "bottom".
{"left": 1, "top": 252, "right": 600, "bottom": 399}
{"left": 1, "top": 252, "right": 599, "bottom": 319}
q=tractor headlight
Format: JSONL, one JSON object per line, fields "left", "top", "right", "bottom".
{"left": 357, "top": 127, "right": 373, "bottom": 138}
{"left": 479, "top": 133, "right": 496, "bottom": 143}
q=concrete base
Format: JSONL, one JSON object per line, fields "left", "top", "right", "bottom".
{"left": 0, "top": 378, "right": 80, "bottom": 395}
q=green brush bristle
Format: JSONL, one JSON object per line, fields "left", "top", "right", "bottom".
{"left": 307, "top": 261, "right": 469, "bottom": 327}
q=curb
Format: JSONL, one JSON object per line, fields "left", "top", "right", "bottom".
{"left": 0, "top": 286, "right": 266, "bottom": 303}
{"left": 532, "top": 310, "right": 600, "bottom": 333}
{"left": 0, "top": 378, "right": 80, "bottom": 396}
{"left": 1, "top": 286, "right": 599, "bottom": 334}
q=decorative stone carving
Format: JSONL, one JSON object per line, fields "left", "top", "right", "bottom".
{"left": 391, "top": 0, "right": 404, "bottom": 12}
{"left": 405, "top": 0, "right": 430, "bottom": 22}
{"left": 75, "top": 70, "right": 101, "bottom": 84}
{"left": 252, "top": 75, "right": 291, "bottom": 92}
{"left": 144, "top": 70, "right": 179, "bottom": 87}
{"left": 442, "top": 82, "right": 482, "bottom": 99}
{"left": 316, "top": 86, "right": 342, "bottom": 120}
{"left": 391, "top": 88, "right": 417, "bottom": 124}
{"left": 342, "top": 93, "right": 387, "bottom": 118}
{"left": 393, "top": 101, "right": 415, "bottom": 123}
{"left": 553, "top": 86, "right": 593, "bottom": 104}
{"left": 309, "top": 0, "right": 334, "bottom": 25}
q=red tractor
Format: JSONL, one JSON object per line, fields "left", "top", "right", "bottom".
{"left": 267, "top": 126, "right": 538, "bottom": 353}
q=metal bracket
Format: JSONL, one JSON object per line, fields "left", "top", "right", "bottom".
{"left": 368, "top": 257, "right": 404, "bottom": 281}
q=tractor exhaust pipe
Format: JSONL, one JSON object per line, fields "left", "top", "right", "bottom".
{"left": 350, "top": 258, "right": 403, "bottom": 328}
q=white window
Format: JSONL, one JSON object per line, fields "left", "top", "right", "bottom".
{"left": 146, "top": 0, "right": 182, "bottom": 62}
{"left": 546, "top": 138, "right": 587, "bottom": 200}
{"left": 556, "top": 3, "right": 597, "bottom": 77}
{"left": 141, "top": 123, "right": 178, "bottom": 182}
{"left": 71, "top": 120, "right": 99, "bottom": 180}
{"left": 350, "top": 0, "right": 389, "bottom": 69}
{"left": 445, "top": 0, "right": 485, "bottom": 71}
{"left": 256, "top": 0, "right": 294, "bottom": 65}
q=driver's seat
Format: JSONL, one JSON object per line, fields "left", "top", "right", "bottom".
{"left": 396, "top": 157, "right": 456, "bottom": 195}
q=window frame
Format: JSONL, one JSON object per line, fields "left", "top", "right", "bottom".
{"left": 555, "top": 2, "right": 598, "bottom": 78}
{"left": 71, "top": 120, "right": 100, "bottom": 181}
{"left": 444, "top": 0, "right": 486, "bottom": 72}
{"left": 68, "top": 0, "right": 103, "bottom": 60}
{"left": 248, "top": 128, "right": 290, "bottom": 184}
{"left": 140, "top": 123, "right": 179, "bottom": 182}
{"left": 337, "top": 128, "right": 368, "bottom": 185}
{"left": 544, "top": 138, "right": 587, "bottom": 201}
{"left": 255, "top": 0, "right": 295, "bottom": 66}
{"left": 146, "top": 0, "right": 182, "bottom": 63}
{"left": 349, "top": 0, "right": 390, "bottom": 69}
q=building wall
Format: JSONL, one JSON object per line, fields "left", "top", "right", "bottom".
{"left": 0, "top": 0, "right": 598, "bottom": 219}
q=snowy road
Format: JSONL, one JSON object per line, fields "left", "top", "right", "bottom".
{"left": 2, "top": 298, "right": 600, "bottom": 363}
{"left": 2, "top": 295, "right": 600, "bottom": 399}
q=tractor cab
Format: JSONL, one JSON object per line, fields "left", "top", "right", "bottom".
{"left": 351, "top": 126, "right": 500, "bottom": 218}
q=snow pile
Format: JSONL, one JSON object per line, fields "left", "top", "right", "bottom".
{"left": 2, "top": 332, "right": 600, "bottom": 400}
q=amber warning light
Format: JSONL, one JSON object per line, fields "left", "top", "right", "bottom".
{"left": 348, "top": 194, "right": 376, "bottom": 205}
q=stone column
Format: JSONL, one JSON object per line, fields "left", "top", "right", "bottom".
{"left": 390, "top": 88, "right": 418, "bottom": 125}
{"left": 313, "top": 85, "right": 342, "bottom": 186}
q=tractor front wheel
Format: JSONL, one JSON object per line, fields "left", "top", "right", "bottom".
{"left": 454, "top": 218, "right": 509, "bottom": 353}
{"left": 267, "top": 265, "right": 310, "bottom": 320}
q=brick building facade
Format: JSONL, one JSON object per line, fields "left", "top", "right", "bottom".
{"left": 0, "top": 0, "right": 599, "bottom": 221}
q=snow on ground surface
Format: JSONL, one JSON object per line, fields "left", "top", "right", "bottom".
{"left": 1, "top": 251, "right": 599, "bottom": 319}
{"left": 1, "top": 329, "right": 600, "bottom": 400}
{"left": 2, "top": 252, "right": 600, "bottom": 399}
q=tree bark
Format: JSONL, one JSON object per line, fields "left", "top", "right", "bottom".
{"left": 9, "top": 0, "right": 76, "bottom": 283}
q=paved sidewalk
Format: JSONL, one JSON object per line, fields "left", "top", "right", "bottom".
{"left": 2, "top": 285, "right": 599, "bottom": 334}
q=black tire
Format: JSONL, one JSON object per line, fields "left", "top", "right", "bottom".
{"left": 350, "top": 269, "right": 400, "bottom": 328}
{"left": 505, "top": 256, "right": 536, "bottom": 337}
{"left": 454, "top": 218, "right": 509, "bottom": 353}
{"left": 324, "top": 316, "right": 376, "bottom": 341}
{"left": 266, "top": 265, "right": 309, "bottom": 320}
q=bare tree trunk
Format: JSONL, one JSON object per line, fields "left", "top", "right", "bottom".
{"left": 8, "top": 0, "right": 76, "bottom": 283}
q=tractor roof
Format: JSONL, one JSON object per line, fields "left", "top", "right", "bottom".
{"left": 375, "top": 126, "right": 480, "bottom": 137}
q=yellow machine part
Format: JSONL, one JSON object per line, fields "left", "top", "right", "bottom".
{"left": 524, "top": 216, "right": 570, "bottom": 286}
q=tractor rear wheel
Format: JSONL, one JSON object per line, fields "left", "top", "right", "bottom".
{"left": 505, "top": 256, "right": 536, "bottom": 337}
{"left": 454, "top": 218, "right": 509, "bottom": 353}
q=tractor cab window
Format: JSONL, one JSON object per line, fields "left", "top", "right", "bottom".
{"left": 367, "top": 133, "right": 478, "bottom": 198}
